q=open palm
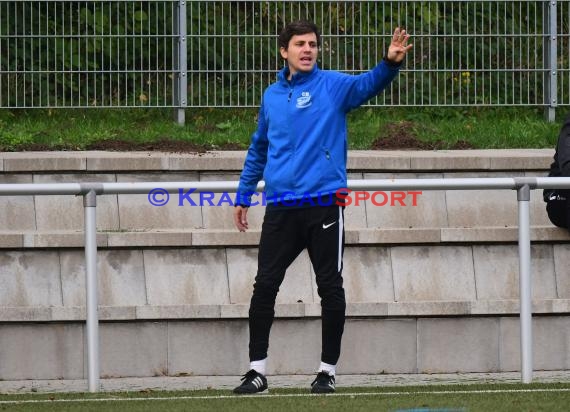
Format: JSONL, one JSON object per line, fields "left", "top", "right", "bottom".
{"left": 386, "top": 27, "right": 413, "bottom": 64}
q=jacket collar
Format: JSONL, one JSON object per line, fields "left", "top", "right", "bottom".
{"left": 278, "top": 64, "right": 320, "bottom": 86}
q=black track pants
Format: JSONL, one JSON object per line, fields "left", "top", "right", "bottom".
{"left": 546, "top": 191, "right": 570, "bottom": 229}
{"left": 248, "top": 205, "right": 346, "bottom": 365}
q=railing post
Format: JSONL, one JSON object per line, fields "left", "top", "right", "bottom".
{"left": 84, "top": 189, "right": 100, "bottom": 392}
{"left": 174, "top": 0, "right": 188, "bottom": 125}
{"left": 517, "top": 183, "right": 533, "bottom": 383}
{"left": 543, "top": 0, "right": 558, "bottom": 122}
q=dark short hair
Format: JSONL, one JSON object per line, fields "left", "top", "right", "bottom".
{"left": 278, "top": 20, "right": 320, "bottom": 50}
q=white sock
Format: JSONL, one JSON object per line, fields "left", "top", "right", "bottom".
{"left": 318, "top": 361, "right": 336, "bottom": 376}
{"left": 250, "top": 358, "right": 267, "bottom": 376}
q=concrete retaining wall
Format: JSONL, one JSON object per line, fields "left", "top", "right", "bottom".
{"left": 2, "top": 316, "right": 570, "bottom": 380}
{"left": 1, "top": 149, "right": 570, "bottom": 379}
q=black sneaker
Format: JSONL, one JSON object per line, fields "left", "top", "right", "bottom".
{"left": 233, "top": 369, "right": 268, "bottom": 394}
{"left": 311, "top": 371, "right": 335, "bottom": 393}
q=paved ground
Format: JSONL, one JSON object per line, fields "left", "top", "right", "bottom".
{"left": 1, "top": 371, "right": 570, "bottom": 394}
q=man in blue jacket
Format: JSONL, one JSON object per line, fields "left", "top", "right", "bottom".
{"left": 232, "top": 20, "right": 412, "bottom": 394}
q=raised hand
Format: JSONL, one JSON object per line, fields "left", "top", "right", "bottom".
{"left": 386, "top": 27, "right": 413, "bottom": 64}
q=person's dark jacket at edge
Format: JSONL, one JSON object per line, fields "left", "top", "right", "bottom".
{"left": 544, "top": 113, "right": 570, "bottom": 201}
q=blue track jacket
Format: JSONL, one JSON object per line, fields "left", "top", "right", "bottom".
{"left": 237, "top": 59, "right": 401, "bottom": 206}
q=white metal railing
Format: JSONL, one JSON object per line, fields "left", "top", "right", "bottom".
{"left": 1, "top": 176, "right": 570, "bottom": 392}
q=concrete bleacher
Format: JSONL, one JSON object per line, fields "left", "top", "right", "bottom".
{"left": 1, "top": 149, "right": 569, "bottom": 381}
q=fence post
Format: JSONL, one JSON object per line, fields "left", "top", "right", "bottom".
{"left": 84, "top": 189, "right": 100, "bottom": 392}
{"left": 517, "top": 183, "right": 533, "bottom": 383}
{"left": 174, "top": 0, "right": 188, "bottom": 125}
{"left": 544, "top": 0, "right": 558, "bottom": 122}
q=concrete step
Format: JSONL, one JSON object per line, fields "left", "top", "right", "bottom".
{"left": 1, "top": 229, "right": 569, "bottom": 318}
{"left": 3, "top": 300, "right": 570, "bottom": 322}
{"left": 2, "top": 226, "right": 570, "bottom": 248}
{"left": 0, "top": 149, "right": 555, "bottom": 172}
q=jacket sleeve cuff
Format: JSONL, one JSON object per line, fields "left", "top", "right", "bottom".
{"left": 234, "top": 191, "right": 253, "bottom": 207}
{"left": 383, "top": 56, "right": 403, "bottom": 69}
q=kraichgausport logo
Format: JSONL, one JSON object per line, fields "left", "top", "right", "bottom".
{"left": 147, "top": 188, "right": 422, "bottom": 207}
{"left": 296, "top": 91, "right": 312, "bottom": 108}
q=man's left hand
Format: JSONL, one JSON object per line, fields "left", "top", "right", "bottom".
{"left": 386, "top": 27, "right": 413, "bottom": 64}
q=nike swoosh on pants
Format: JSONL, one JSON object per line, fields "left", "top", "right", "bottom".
{"left": 322, "top": 221, "right": 336, "bottom": 229}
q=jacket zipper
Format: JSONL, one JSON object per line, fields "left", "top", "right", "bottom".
{"left": 287, "top": 86, "right": 295, "bottom": 188}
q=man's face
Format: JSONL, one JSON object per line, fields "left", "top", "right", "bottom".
{"left": 280, "top": 33, "right": 318, "bottom": 78}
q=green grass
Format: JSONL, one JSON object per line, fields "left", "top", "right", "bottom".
{"left": 0, "top": 107, "right": 565, "bottom": 152}
{"left": 348, "top": 107, "right": 562, "bottom": 149}
{"left": 0, "top": 383, "right": 569, "bottom": 411}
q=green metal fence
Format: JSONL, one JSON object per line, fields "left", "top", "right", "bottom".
{"left": 1, "top": 1, "right": 568, "bottom": 123}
